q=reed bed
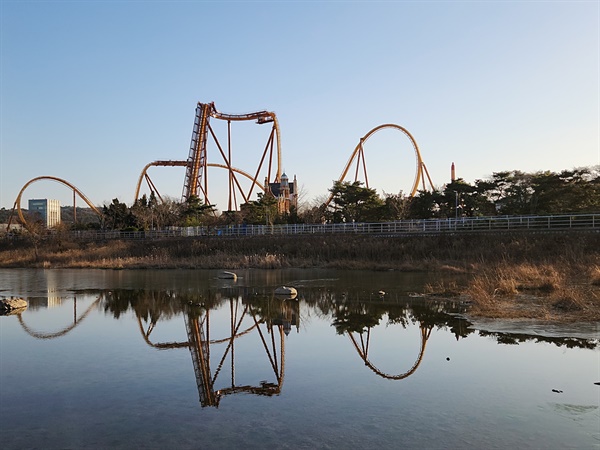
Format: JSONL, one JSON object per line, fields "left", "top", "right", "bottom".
{"left": 462, "top": 261, "right": 600, "bottom": 321}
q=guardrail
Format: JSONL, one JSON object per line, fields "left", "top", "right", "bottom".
{"left": 67, "top": 213, "right": 600, "bottom": 240}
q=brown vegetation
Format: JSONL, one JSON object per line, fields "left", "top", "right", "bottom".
{"left": 1, "top": 231, "right": 600, "bottom": 321}
{"left": 461, "top": 262, "right": 600, "bottom": 322}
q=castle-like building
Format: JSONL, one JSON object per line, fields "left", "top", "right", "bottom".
{"left": 265, "top": 173, "right": 298, "bottom": 214}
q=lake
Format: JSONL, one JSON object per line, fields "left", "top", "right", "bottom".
{"left": 0, "top": 268, "right": 598, "bottom": 449}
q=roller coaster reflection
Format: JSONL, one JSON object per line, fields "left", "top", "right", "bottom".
{"left": 14, "top": 290, "right": 439, "bottom": 409}
{"left": 135, "top": 294, "right": 297, "bottom": 408}
{"left": 184, "top": 298, "right": 293, "bottom": 407}
{"left": 16, "top": 295, "right": 101, "bottom": 339}
{"left": 348, "top": 325, "right": 433, "bottom": 380}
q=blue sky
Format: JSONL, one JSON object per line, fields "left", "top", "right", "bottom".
{"left": 1, "top": 0, "right": 598, "bottom": 212}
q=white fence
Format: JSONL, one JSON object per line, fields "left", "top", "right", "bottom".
{"left": 68, "top": 213, "right": 600, "bottom": 240}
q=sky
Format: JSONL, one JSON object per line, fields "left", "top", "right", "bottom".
{"left": 1, "top": 0, "right": 598, "bottom": 213}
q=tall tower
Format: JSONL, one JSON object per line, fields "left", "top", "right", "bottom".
{"left": 451, "top": 162, "right": 456, "bottom": 182}
{"left": 273, "top": 172, "right": 288, "bottom": 214}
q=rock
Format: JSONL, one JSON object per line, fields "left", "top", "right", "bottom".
{"left": 0, "top": 298, "right": 27, "bottom": 314}
{"left": 274, "top": 286, "right": 297, "bottom": 298}
{"left": 218, "top": 271, "right": 237, "bottom": 280}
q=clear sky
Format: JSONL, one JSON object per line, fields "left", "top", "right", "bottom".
{"left": 1, "top": 0, "right": 598, "bottom": 212}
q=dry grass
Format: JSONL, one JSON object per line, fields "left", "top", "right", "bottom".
{"left": 424, "top": 280, "right": 462, "bottom": 297}
{"left": 463, "top": 261, "right": 600, "bottom": 322}
{"left": 590, "top": 265, "right": 600, "bottom": 286}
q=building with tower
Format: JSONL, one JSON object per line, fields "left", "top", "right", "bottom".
{"left": 265, "top": 173, "right": 298, "bottom": 214}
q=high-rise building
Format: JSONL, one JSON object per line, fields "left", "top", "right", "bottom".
{"left": 28, "top": 199, "right": 61, "bottom": 228}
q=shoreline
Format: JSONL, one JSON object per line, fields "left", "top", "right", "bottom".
{"left": 1, "top": 233, "right": 599, "bottom": 322}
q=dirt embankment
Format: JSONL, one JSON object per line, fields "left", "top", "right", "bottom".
{"left": 1, "top": 232, "right": 599, "bottom": 321}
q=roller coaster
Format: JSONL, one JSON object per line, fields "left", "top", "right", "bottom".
{"left": 135, "top": 102, "right": 282, "bottom": 211}
{"left": 324, "top": 123, "right": 434, "bottom": 206}
{"left": 9, "top": 101, "right": 433, "bottom": 230}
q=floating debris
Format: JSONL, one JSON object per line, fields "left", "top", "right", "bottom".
{"left": 551, "top": 389, "right": 563, "bottom": 393}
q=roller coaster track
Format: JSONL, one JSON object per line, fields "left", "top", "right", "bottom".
{"left": 9, "top": 176, "right": 103, "bottom": 231}
{"left": 348, "top": 323, "right": 432, "bottom": 380}
{"left": 326, "top": 124, "right": 434, "bottom": 206}
{"left": 134, "top": 161, "right": 265, "bottom": 205}
{"left": 180, "top": 102, "right": 281, "bottom": 209}
{"left": 9, "top": 104, "right": 435, "bottom": 223}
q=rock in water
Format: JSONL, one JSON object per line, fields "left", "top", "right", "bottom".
{"left": 218, "top": 271, "right": 237, "bottom": 280}
{"left": 0, "top": 298, "right": 27, "bottom": 314}
{"left": 274, "top": 286, "right": 298, "bottom": 298}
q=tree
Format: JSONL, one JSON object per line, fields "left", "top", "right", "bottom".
{"left": 180, "top": 195, "right": 216, "bottom": 227}
{"left": 442, "top": 179, "right": 480, "bottom": 218}
{"left": 326, "top": 181, "right": 385, "bottom": 223}
{"left": 381, "top": 191, "right": 410, "bottom": 221}
{"left": 300, "top": 195, "right": 329, "bottom": 224}
{"left": 103, "top": 198, "right": 133, "bottom": 230}
{"left": 240, "top": 192, "right": 278, "bottom": 225}
{"left": 490, "top": 171, "right": 534, "bottom": 215}
{"left": 473, "top": 179, "right": 501, "bottom": 216}
{"left": 152, "top": 197, "right": 181, "bottom": 229}
{"left": 530, "top": 167, "right": 600, "bottom": 214}
{"left": 131, "top": 193, "right": 158, "bottom": 230}
{"left": 407, "top": 190, "right": 444, "bottom": 219}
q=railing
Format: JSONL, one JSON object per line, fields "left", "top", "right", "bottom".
{"left": 65, "top": 213, "right": 600, "bottom": 240}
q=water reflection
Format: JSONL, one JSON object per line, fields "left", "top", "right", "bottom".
{"left": 184, "top": 297, "right": 292, "bottom": 407}
{"left": 347, "top": 325, "right": 432, "bottom": 380}
{"left": 16, "top": 295, "right": 101, "bottom": 339}
{"left": 9, "top": 282, "right": 598, "bottom": 411}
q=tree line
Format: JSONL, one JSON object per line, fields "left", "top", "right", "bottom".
{"left": 316, "top": 166, "right": 600, "bottom": 223}
{"left": 6, "top": 166, "right": 599, "bottom": 231}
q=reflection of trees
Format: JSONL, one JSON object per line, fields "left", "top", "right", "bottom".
{"left": 99, "top": 285, "right": 598, "bottom": 352}
{"left": 103, "top": 289, "right": 186, "bottom": 321}
{"left": 297, "top": 288, "right": 473, "bottom": 380}
{"left": 302, "top": 287, "right": 473, "bottom": 341}
{"left": 14, "top": 281, "right": 598, "bottom": 409}
{"left": 478, "top": 330, "right": 599, "bottom": 349}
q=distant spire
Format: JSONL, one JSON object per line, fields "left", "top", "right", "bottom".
{"left": 451, "top": 162, "right": 456, "bottom": 182}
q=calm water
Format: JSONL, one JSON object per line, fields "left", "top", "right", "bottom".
{"left": 0, "top": 268, "right": 598, "bottom": 449}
